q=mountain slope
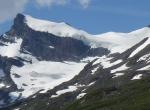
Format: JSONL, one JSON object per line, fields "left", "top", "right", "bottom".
{"left": 64, "top": 78, "right": 150, "bottom": 110}
{"left": 8, "top": 35, "right": 150, "bottom": 110}
{"left": 0, "top": 14, "right": 150, "bottom": 109}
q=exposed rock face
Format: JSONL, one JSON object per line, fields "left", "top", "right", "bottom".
{"left": 0, "top": 56, "right": 23, "bottom": 108}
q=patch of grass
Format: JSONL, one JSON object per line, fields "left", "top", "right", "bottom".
{"left": 64, "top": 78, "right": 150, "bottom": 110}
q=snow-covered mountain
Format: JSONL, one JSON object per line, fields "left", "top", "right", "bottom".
{"left": 11, "top": 36, "right": 150, "bottom": 110}
{"left": 0, "top": 13, "right": 110, "bottom": 108}
{"left": 0, "top": 14, "right": 150, "bottom": 109}
{"left": 25, "top": 14, "right": 150, "bottom": 53}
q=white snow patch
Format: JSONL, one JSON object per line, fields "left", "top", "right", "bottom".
{"left": 9, "top": 91, "right": 21, "bottom": 102}
{"left": 131, "top": 74, "right": 143, "bottom": 80}
{"left": 138, "top": 65, "right": 150, "bottom": 70}
{"left": 11, "top": 61, "right": 86, "bottom": 97}
{"left": 101, "top": 59, "right": 122, "bottom": 69}
{"left": 51, "top": 86, "right": 77, "bottom": 98}
{"left": 108, "top": 60, "right": 122, "bottom": 67}
{"left": 14, "top": 108, "right": 20, "bottom": 110}
{"left": 112, "top": 73, "right": 124, "bottom": 78}
{"left": 93, "top": 56, "right": 112, "bottom": 66}
{"left": 0, "top": 38, "right": 22, "bottom": 57}
{"left": 81, "top": 56, "right": 99, "bottom": 63}
{"left": 0, "top": 83, "right": 5, "bottom": 88}
{"left": 76, "top": 93, "right": 86, "bottom": 99}
{"left": 91, "top": 66, "right": 99, "bottom": 75}
{"left": 111, "top": 64, "right": 129, "bottom": 73}
{"left": 49, "top": 46, "right": 54, "bottom": 49}
{"left": 51, "top": 83, "right": 86, "bottom": 98}
{"left": 93, "top": 56, "right": 122, "bottom": 69}
{"left": 74, "top": 83, "right": 86, "bottom": 87}
{"left": 138, "top": 54, "right": 150, "bottom": 63}
{"left": 88, "top": 81, "right": 96, "bottom": 86}
{"left": 129, "top": 37, "right": 150, "bottom": 58}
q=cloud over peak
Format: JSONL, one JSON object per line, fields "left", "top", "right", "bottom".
{"left": 35, "top": 0, "right": 91, "bottom": 8}
{"left": 35, "top": 0, "right": 68, "bottom": 7}
{"left": 0, "top": 0, "right": 91, "bottom": 23}
{"left": 0, "top": 0, "right": 28, "bottom": 23}
{"left": 78, "top": 0, "right": 91, "bottom": 9}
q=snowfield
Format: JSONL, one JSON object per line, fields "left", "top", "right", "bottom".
{"left": 11, "top": 61, "right": 86, "bottom": 97}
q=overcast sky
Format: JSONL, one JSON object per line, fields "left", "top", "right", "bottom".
{"left": 0, "top": 0, "right": 150, "bottom": 34}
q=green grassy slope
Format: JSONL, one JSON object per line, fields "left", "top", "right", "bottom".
{"left": 64, "top": 78, "right": 150, "bottom": 110}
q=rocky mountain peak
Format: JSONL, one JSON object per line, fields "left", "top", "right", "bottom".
{"left": 6, "top": 13, "right": 28, "bottom": 37}
{"left": 14, "top": 13, "right": 25, "bottom": 26}
{"left": 2, "top": 13, "right": 110, "bottom": 61}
